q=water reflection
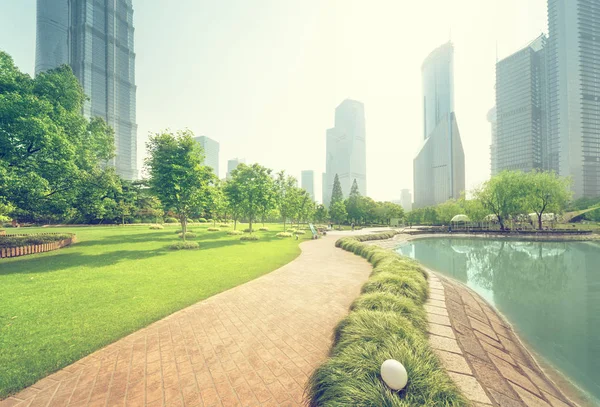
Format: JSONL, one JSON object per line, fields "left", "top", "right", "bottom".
{"left": 398, "top": 238, "right": 600, "bottom": 403}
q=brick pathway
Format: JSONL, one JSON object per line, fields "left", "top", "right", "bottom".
{"left": 1, "top": 237, "right": 371, "bottom": 407}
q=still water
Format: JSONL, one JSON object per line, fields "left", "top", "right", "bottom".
{"left": 398, "top": 238, "right": 600, "bottom": 403}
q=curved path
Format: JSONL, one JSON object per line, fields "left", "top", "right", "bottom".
{"left": 1, "top": 237, "right": 371, "bottom": 407}
{"left": 371, "top": 234, "right": 579, "bottom": 407}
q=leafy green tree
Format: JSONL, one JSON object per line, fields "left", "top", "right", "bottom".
{"left": 329, "top": 173, "right": 344, "bottom": 208}
{"left": 207, "top": 181, "right": 228, "bottom": 225}
{"left": 345, "top": 179, "right": 363, "bottom": 222}
{"left": 0, "top": 52, "right": 115, "bottom": 221}
{"left": 329, "top": 201, "right": 347, "bottom": 227}
{"left": 475, "top": 170, "right": 527, "bottom": 230}
{"left": 227, "top": 163, "right": 273, "bottom": 233}
{"left": 223, "top": 179, "right": 243, "bottom": 230}
{"left": 275, "top": 171, "right": 300, "bottom": 231}
{"left": 297, "top": 189, "right": 314, "bottom": 225}
{"left": 145, "top": 129, "right": 213, "bottom": 239}
{"left": 314, "top": 204, "right": 328, "bottom": 224}
{"left": 523, "top": 170, "right": 571, "bottom": 229}
{"left": 361, "top": 197, "right": 378, "bottom": 224}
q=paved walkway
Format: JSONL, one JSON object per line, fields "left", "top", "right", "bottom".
{"left": 371, "top": 236, "right": 578, "bottom": 407}
{"left": 1, "top": 237, "right": 371, "bottom": 407}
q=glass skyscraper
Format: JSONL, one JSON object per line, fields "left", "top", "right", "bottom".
{"left": 301, "top": 170, "right": 315, "bottom": 201}
{"left": 195, "top": 136, "right": 220, "bottom": 178}
{"left": 547, "top": 0, "right": 600, "bottom": 198}
{"left": 36, "top": 0, "right": 138, "bottom": 180}
{"left": 414, "top": 42, "right": 465, "bottom": 208}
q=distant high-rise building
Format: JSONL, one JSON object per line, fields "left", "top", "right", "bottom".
{"left": 414, "top": 42, "right": 465, "bottom": 208}
{"left": 226, "top": 158, "right": 244, "bottom": 179}
{"left": 400, "top": 189, "right": 412, "bottom": 212}
{"left": 301, "top": 170, "right": 315, "bottom": 201}
{"left": 488, "top": 107, "right": 498, "bottom": 176}
{"left": 547, "top": 0, "right": 600, "bottom": 198}
{"left": 323, "top": 99, "right": 367, "bottom": 207}
{"left": 322, "top": 172, "right": 327, "bottom": 205}
{"left": 36, "top": 0, "right": 138, "bottom": 180}
{"left": 195, "top": 136, "right": 220, "bottom": 178}
{"left": 494, "top": 35, "right": 547, "bottom": 175}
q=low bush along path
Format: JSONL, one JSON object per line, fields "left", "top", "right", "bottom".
{"left": 0, "top": 235, "right": 371, "bottom": 407}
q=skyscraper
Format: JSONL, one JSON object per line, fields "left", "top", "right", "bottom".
{"left": 413, "top": 42, "right": 465, "bottom": 208}
{"left": 301, "top": 170, "right": 315, "bottom": 201}
{"left": 36, "top": 0, "right": 138, "bottom": 180}
{"left": 195, "top": 136, "right": 220, "bottom": 178}
{"left": 494, "top": 35, "right": 547, "bottom": 174}
{"left": 488, "top": 107, "right": 498, "bottom": 176}
{"left": 226, "top": 158, "right": 244, "bottom": 179}
{"left": 323, "top": 99, "right": 367, "bottom": 207}
{"left": 400, "top": 189, "right": 412, "bottom": 212}
{"left": 547, "top": 0, "right": 600, "bottom": 198}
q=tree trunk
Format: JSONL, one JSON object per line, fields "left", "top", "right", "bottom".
{"left": 234, "top": 218, "right": 237, "bottom": 230}
{"left": 181, "top": 217, "right": 187, "bottom": 240}
{"left": 249, "top": 217, "right": 253, "bottom": 234}
{"left": 538, "top": 214, "right": 543, "bottom": 230}
{"left": 283, "top": 218, "right": 286, "bottom": 232}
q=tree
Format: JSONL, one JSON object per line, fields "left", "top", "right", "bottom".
{"left": 297, "top": 189, "right": 314, "bottom": 225}
{"left": 223, "top": 179, "right": 243, "bottom": 230}
{"left": 329, "top": 174, "right": 344, "bottom": 208}
{"left": 524, "top": 171, "right": 571, "bottom": 229}
{"left": 275, "top": 171, "right": 300, "bottom": 231}
{"left": 145, "top": 129, "right": 213, "bottom": 239}
{"left": 0, "top": 52, "right": 116, "bottom": 221}
{"left": 227, "top": 163, "right": 273, "bottom": 233}
{"left": 329, "top": 201, "right": 347, "bottom": 227}
{"left": 475, "top": 171, "right": 527, "bottom": 230}
{"left": 207, "top": 181, "right": 227, "bottom": 226}
{"left": 314, "top": 204, "right": 328, "bottom": 224}
{"left": 345, "top": 179, "right": 363, "bottom": 223}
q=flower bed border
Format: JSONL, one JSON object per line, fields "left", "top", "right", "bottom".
{"left": 0, "top": 234, "right": 76, "bottom": 259}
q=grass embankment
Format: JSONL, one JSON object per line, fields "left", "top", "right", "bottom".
{"left": 0, "top": 223, "right": 309, "bottom": 398}
{"left": 308, "top": 232, "right": 467, "bottom": 407}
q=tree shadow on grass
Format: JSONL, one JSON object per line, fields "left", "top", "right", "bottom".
{"left": 0, "top": 248, "right": 170, "bottom": 275}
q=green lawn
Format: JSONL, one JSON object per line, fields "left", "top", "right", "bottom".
{"left": 0, "top": 223, "right": 309, "bottom": 398}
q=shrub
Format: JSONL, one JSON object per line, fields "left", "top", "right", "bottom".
{"left": 174, "top": 229, "right": 194, "bottom": 234}
{"left": 240, "top": 235, "right": 259, "bottom": 241}
{"left": 169, "top": 241, "right": 200, "bottom": 250}
{"left": 219, "top": 223, "right": 230, "bottom": 228}
{"left": 287, "top": 228, "right": 297, "bottom": 234}
{"left": 149, "top": 225, "right": 164, "bottom": 230}
{"left": 207, "top": 227, "right": 220, "bottom": 232}
{"left": 178, "top": 232, "right": 197, "bottom": 239}
{"left": 259, "top": 227, "right": 269, "bottom": 231}
{"left": 227, "top": 230, "right": 243, "bottom": 235}
{"left": 198, "top": 218, "right": 207, "bottom": 223}
{"left": 243, "top": 228, "right": 253, "bottom": 233}
{"left": 164, "top": 217, "right": 178, "bottom": 223}
{"left": 307, "top": 232, "right": 465, "bottom": 407}
{"left": 276, "top": 232, "right": 292, "bottom": 238}
{"left": 0, "top": 234, "right": 74, "bottom": 249}
{"left": 294, "top": 230, "right": 306, "bottom": 235}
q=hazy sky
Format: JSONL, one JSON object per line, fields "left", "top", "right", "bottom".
{"left": 0, "top": 0, "right": 547, "bottom": 202}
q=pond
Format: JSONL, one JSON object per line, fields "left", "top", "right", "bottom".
{"left": 397, "top": 238, "right": 600, "bottom": 404}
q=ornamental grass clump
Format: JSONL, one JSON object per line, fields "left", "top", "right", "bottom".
{"left": 164, "top": 217, "right": 178, "bottom": 223}
{"left": 207, "top": 227, "right": 220, "bottom": 232}
{"left": 198, "top": 218, "right": 207, "bottom": 223}
{"left": 219, "top": 223, "right": 230, "bottom": 228}
{"left": 276, "top": 232, "right": 292, "bottom": 238}
{"left": 259, "top": 227, "right": 269, "bottom": 231}
{"left": 227, "top": 230, "right": 243, "bottom": 236}
{"left": 307, "top": 232, "right": 467, "bottom": 407}
{"left": 240, "top": 235, "right": 259, "bottom": 241}
{"left": 178, "top": 232, "right": 197, "bottom": 239}
{"left": 169, "top": 241, "right": 199, "bottom": 250}
{"left": 294, "top": 230, "right": 306, "bottom": 235}
{"left": 149, "top": 224, "right": 164, "bottom": 230}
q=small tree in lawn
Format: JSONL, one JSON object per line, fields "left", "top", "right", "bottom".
{"left": 207, "top": 181, "right": 227, "bottom": 226}
{"left": 275, "top": 171, "right": 300, "bottom": 231}
{"left": 329, "top": 173, "right": 344, "bottom": 208}
{"left": 314, "top": 204, "right": 328, "bottom": 224}
{"left": 475, "top": 171, "right": 527, "bottom": 230}
{"left": 345, "top": 179, "right": 363, "bottom": 223}
{"left": 524, "top": 170, "right": 571, "bottom": 230}
{"left": 145, "top": 129, "right": 213, "bottom": 240}
{"left": 223, "top": 179, "right": 243, "bottom": 230}
{"left": 227, "top": 163, "right": 273, "bottom": 233}
{"left": 329, "top": 201, "right": 347, "bottom": 228}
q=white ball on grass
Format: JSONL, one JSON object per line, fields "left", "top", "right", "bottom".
{"left": 380, "top": 359, "right": 408, "bottom": 390}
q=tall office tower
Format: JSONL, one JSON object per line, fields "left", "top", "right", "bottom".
{"left": 547, "top": 0, "right": 600, "bottom": 198}
{"left": 323, "top": 99, "right": 367, "bottom": 207}
{"left": 413, "top": 42, "right": 465, "bottom": 208}
{"left": 321, "top": 172, "right": 327, "bottom": 205}
{"left": 226, "top": 158, "right": 245, "bottom": 179}
{"left": 400, "top": 189, "right": 412, "bottom": 212}
{"left": 195, "top": 136, "right": 220, "bottom": 178}
{"left": 488, "top": 107, "right": 498, "bottom": 176}
{"left": 301, "top": 170, "right": 315, "bottom": 201}
{"left": 36, "top": 0, "right": 138, "bottom": 180}
{"left": 494, "top": 35, "right": 548, "bottom": 175}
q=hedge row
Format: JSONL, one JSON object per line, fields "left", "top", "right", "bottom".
{"left": 0, "top": 234, "right": 74, "bottom": 249}
{"left": 307, "top": 233, "right": 467, "bottom": 407}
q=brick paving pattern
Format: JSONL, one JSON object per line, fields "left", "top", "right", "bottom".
{"left": 370, "top": 235, "right": 577, "bottom": 407}
{"left": 1, "top": 236, "right": 371, "bottom": 407}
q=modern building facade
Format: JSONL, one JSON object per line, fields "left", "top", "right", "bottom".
{"left": 400, "top": 189, "right": 412, "bottom": 212}
{"left": 36, "top": 0, "right": 138, "bottom": 180}
{"left": 323, "top": 99, "right": 367, "bottom": 207}
{"left": 488, "top": 107, "right": 498, "bottom": 175}
{"left": 414, "top": 42, "right": 465, "bottom": 208}
{"left": 226, "top": 158, "right": 244, "bottom": 179}
{"left": 547, "top": 0, "right": 600, "bottom": 198}
{"left": 195, "top": 136, "right": 220, "bottom": 178}
{"left": 494, "top": 35, "right": 547, "bottom": 175}
{"left": 301, "top": 170, "right": 315, "bottom": 201}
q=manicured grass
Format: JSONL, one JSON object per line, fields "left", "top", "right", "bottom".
{"left": 0, "top": 223, "right": 309, "bottom": 398}
{"left": 307, "top": 233, "right": 467, "bottom": 407}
